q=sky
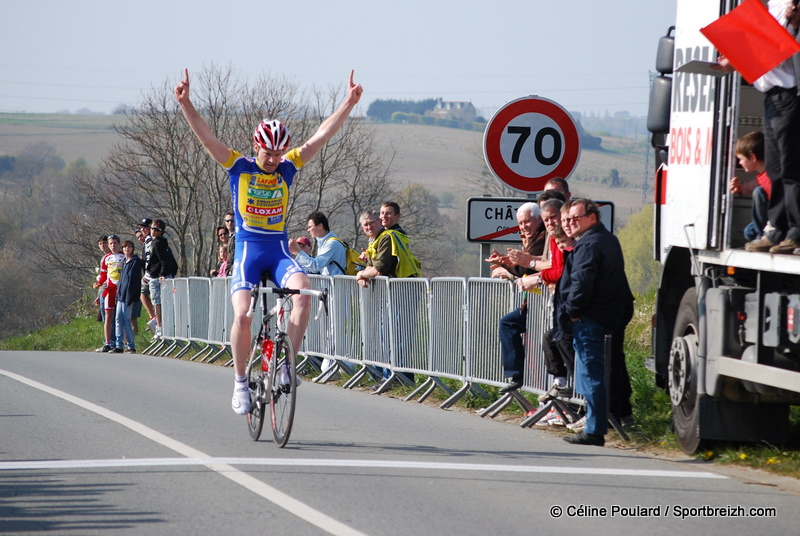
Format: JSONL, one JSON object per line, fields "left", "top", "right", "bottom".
{"left": 0, "top": 1, "right": 677, "bottom": 118}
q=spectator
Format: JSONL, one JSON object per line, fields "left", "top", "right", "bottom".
{"left": 288, "top": 211, "right": 346, "bottom": 276}
{"left": 146, "top": 219, "right": 178, "bottom": 338}
{"left": 729, "top": 131, "right": 771, "bottom": 241}
{"left": 556, "top": 198, "right": 634, "bottom": 447}
{"left": 544, "top": 177, "right": 571, "bottom": 201}
{"left": 130, "top": 228, "right": 145, "bottom": 335}
{"left": 355, "top": 202, "right": 419, "bottom": 385}
{"left": 488, "top": 202, "right": 546, "bottom": 393}
{"left": 223, "top": 211, "right": 235, "bottom": 276}
{"left": 176, "top": 68, "right": 363, "bottom": 415}
{"left": 355, "top": 202, "right": 420, "bottom": 286}
{"left": 137, "top": 218, "right": 157, "bottom": 333}
{"left": 92, "top": 235, "right": 114, "bottom": 350}
{"left": 358, "top": 209, "right": 383, "bottom": 264}
{"left": 216, "top": 225, "right": 230, "bottom": 246}
{"left": 485, "top": 202, "right": 547, "bottom": 281}
{"left": 210, "top": 244, "right": 228, "bottom": 277}
{"left": 295, "top": 235, "right": 312, "bottom": 256}
{"left": 114, "top": 240, "right": 144, "bottom": 354}
{"left": 93, "top": 235, "right": 124, "bottom": 353}
{"left": 728, "top": 1, "right": 800, "bottom": 254}
{"left": 540, "top": 226, "right": 577, "bottom": 408}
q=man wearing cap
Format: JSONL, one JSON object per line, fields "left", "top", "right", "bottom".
{"left": 288, "top": 211, "right": 347, "bottom": 277}
{"left": 137, "top": 218, "right": 158, "bottom": 333}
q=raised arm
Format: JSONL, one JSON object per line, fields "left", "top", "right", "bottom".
{"left": 296, "top": 70, "right": 363, "bottom": 164}
{"left": 175, "top": 68, "right": 231, "bottom": 165}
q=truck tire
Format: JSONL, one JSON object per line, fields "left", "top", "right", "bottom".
{"left": 668, "top": 287, "right": 706, "bottom": 454}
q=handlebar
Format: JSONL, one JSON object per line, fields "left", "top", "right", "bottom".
{"left": 245, "top": 285, "right": 328, "bottom": 319}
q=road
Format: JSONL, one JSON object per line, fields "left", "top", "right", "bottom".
{"left": 1, "top": 350, "right": 797, "bottom": 535}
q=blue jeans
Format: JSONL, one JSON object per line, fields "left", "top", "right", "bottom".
{"left": 115, "top": 302, "right": 135, "bottom": 350}
{"left": 499, "top": 306, "right": 527, "bottom": 379}
{"left": 572, "top": 316, "right": 608, "bottom": 436}
{"left": 744, "top": 186, "right": 769, "bottom": 241}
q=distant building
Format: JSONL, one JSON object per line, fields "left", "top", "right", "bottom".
{"left": 427, "top": 98, "right": 477, "bottom": 123}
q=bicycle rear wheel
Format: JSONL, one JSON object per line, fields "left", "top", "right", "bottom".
{"left": 246, "top": 336, "right": 266, "bottom": 441}
{"left": 269, "top": 335, "right": 296, "bottom": 447}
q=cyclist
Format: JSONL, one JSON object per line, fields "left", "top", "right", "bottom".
{"left": 175, "top": 68, "right": 363, "bottom": 415}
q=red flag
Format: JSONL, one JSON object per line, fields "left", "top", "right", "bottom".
{"left": 700, "top": 0, "right": 800, "bottom": 84}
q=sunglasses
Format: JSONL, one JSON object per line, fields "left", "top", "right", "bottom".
{"left": 224, "top": 219, "right": 234, "bottom": 223}
{"left": 150, "top": 227, "right": 163, "bottom": 232}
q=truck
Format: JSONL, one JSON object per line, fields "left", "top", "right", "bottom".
{"left": 647, "top": 0, "right": 800, "bottom": 454}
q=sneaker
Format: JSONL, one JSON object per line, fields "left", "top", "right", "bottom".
{"left": 111, "top": 348, "right": 124, "bottom": 354}
{"left": 548, "top": 414, "right": 566, "bottom": 427}
{"left": 769, "top": 239, "right": 800, "bottom": 254}
{"left": 566, "top": 415, "right": 587, "bottom": 432}
{"left": 146, "top": 317, "right": 157, "bottom": 332}
{"left": 538, "top": 383, "right": 561, "bottom": 404}
{"left": 124, "top": 348, "right": 136, "bottom": 354}
{"left": 534, "top": 408, "right": 559, "bottom": 427}
{"left": 95, "top": 345, "right": 112, "bottom": 353}
{"left": 745, "top": 236, "right": 775, "bottom": 252}
{"left": 231, "top": 385, "right": 251, "bottom": 415}
{"left": 499, "top": 377, "right": 523, "bottom": 394}
{"left": 156, "top": 326, "right": 162, "bottom": 337}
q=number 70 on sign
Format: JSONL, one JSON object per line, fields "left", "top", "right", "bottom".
{"left": 483, "top": 96, "right": 581, "bottom": 193}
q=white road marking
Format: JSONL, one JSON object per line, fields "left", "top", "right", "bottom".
{"left": 0, "top": 456, "right": 727, "bottom": 479}
{"left": 0, "top": 368, "right": 368, "bottom": 536}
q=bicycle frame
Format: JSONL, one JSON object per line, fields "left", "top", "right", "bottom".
{"left": 245, "top": 281, "right": 328, "bottom": 447}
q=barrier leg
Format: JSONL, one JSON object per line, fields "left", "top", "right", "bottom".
{"left": 440, "top": 382, "right": 470, "bottom": 409}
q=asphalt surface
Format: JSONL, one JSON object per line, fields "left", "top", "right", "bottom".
{"left": 1, "top": 350, "right": 797, "bottom": 535}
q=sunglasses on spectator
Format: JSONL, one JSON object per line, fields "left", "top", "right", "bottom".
{"left": 224, "top": 219, "right": 234, "bottom": 223}
{"left": 150, "top": 227, "right": 163, "bottom": 232}
{"left": 564, "top": 214, "right": 589, "bottom": 225}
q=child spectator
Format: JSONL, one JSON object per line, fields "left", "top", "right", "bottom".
{"left": 730, "top": 131, "right": 771, "bottom": 241}
{"left": 210, "top": 244, "right": 228, "bottom": 277}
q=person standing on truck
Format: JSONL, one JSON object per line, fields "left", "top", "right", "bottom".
{"left": 722, "top": 1, "right": 800, "bottom": 254}
{"left": 730, "top": 131, "right": 772, "bottom": 241}
{"left": 556, "top": 199, "right": 634, "bottom": 447}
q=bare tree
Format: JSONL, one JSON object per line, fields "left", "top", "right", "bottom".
{"left": 43, "top": 64, "right": 396, "bottom": 279}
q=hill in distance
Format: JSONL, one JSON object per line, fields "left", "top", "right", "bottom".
{"left": 0, "top": 113, "right": 650, "bottom": 226}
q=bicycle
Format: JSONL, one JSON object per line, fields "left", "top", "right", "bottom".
{"left": 244, "top": 280, "right": 328, "bottom": 447}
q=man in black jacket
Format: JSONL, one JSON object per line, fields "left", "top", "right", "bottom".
{"left": 555, "top": 199, "right": 634, "bottom": 446}
{"left": 145, "top": 219, "right": 177, "bottom": 337}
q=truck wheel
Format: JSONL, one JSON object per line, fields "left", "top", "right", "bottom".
{"left": 669, "top": 287, "right": 705, "bottom": 454}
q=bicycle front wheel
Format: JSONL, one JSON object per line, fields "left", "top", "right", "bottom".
{"left": 246, "top": 341, "right": 266, "bottom": 441}
{"left": 268, "top": 335, "right": 296, "bottom": 447}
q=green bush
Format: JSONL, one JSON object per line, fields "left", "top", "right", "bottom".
{"left": 619, "top": 204, "right": 662, "bottom": 294}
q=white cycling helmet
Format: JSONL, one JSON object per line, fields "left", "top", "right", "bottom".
{"left": 253, "top": 119, "right": 291, "bottom": 151}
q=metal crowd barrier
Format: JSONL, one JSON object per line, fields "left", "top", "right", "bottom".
{"left": 150, "top": 274, "right": 579, "bottom": 417}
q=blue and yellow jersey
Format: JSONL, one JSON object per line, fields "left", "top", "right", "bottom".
{"left": 222, "top": 148, "right": 305, "bottom": 242}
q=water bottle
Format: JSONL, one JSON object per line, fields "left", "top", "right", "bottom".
{"left": 261, "top": 339, "right": 274, "bottom": 371}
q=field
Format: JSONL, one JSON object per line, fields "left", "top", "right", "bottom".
{"left": 0, "top": 113, "right": 651, "bottom": 226}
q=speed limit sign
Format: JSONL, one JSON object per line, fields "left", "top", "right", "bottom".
{"left": 483, "top": 96, "right": 580, "bottom": 193}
